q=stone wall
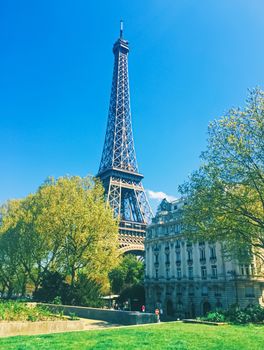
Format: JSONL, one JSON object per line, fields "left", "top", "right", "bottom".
{"left": 0, "top": 320, "right": 86, "bottom": 338}
{"left": 42, "top": 304, "right": 158, "bottom": 325}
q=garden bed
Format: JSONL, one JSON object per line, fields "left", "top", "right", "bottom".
{"left": 0, "top": 301, "right": 64, "bottom": 322}
{"left": 0, "top": 301, "right": 120, "bottom": 337}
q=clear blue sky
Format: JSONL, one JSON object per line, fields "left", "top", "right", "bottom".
{"left": 1, "top": 0, "right": 264, "bottom": 210}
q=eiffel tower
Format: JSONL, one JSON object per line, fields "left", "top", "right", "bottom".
{"left": 98, "top": 22, "right": 152, "bottom": 254}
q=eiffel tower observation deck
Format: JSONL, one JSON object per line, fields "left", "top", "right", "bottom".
{"left": 98, "top": 22, "right": 152, "bottom": 254}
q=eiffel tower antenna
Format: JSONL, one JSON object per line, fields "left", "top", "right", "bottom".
{"left": 98, "top": 23, "right": 153, "bottom": 254}
{"left": 120, "top": 19, "right": 123, "bottom": 39}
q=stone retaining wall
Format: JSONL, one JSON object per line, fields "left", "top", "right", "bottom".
{"left": 42, "top": 303, "right": 158, "bottom": 325}
{"left": 0, "top": 320, "right": 86, "bottom": 338}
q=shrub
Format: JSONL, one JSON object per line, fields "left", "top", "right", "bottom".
{"left": 202, "top": 304, "right": 264, "bottom": 324}
{"left": 33, "top": 272, "right": 70, "bottom": 304}
{"left": 69, "top": 312, "right": 79, "bottom": 320}
{"left": 53, "top": 296, "right": 62, "bottom": 305}
{"left": 203, "top": 311, "right": 225, "bottom": 323}
{"left": 225, "top": 304, "right": 264, "bottom": 324}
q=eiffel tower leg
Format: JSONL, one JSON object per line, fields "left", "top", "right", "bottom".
{"left": 135, "top": 189, "right": 153, "bottom": 225}
{"left": 108, "top": 177, "right": 121, "bottom": 218}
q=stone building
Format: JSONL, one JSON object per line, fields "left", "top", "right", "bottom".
{"left": 145, "top": 198, "right": 264, "bottom": 318}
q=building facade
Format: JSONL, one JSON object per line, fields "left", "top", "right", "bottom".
{"left": 145, "top": 198, "right": 264, "bottom": 318}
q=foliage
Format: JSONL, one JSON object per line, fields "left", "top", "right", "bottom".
{"left": 203, "top": 304, "right": 264, "bottom": 324}
{"left": 67, "top": 274, "right": 104, "bottom": 308}
{"left": 34, "top": 271, "right": 104, "bottom": 308}
{"left": 53, "top": 296, "right": 62, "bottom": 305}
{"left": 109, "top": 254, "right": 144, "bottom": 294}
{"left": 68, "top": 312, "right": 79, "bottom": 320}
{"left": 33, "top": 272, "right": 70, "bottom": 304}
{"left": 0, "top": 176, "right": 119, "bottom": 300}
{"left": 179, "top": 88, "right": 264, "bottom": 261}
{"left": 0, "top": 301, "right": 62, "bottom": 322}
{"left": 202, "top": 311, "right": 225, "bottom": 323}
{"left": 1, "top": 322, "right": 264, "bottom": 350}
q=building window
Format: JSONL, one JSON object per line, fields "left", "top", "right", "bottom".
{"left": 175, "top": 224, "right": 181, "bottom": 233}
{"left": 201, "top": 285, "right": 208, "bottom": 296}
{"left": 155, "top": 254, "right": 159, "bottom": 264}
{"left": 176, "top": 250, "right": 181, "bottom": 262}
{"left": 188, "top": 285, "right": 194, "bottom": 296}
{"left": 176, "top": 287, "right": 182, "bottom": 296}
{"left": 188, "top": 266, "right": 193, "bottom": 280}
{"left": 165, "top": 253, "right": 170, "bottom": 265}
{"left": 177, "top": 268, "right": 182, "bottom": 280}
{"left": 201, "top": 266, "right": 207, "bottom": 279}
{"left": 245, "top": 286, "right": 255, "bottom": 298}
{"left": 166, "top": 268, "right": 170, "bottom": 280}
{"left": 210, "top": 246, "right": 216, "bottom": 259}
{"left": 214, "top": 285, "right": 221, "bottom": 297}
{"left": 187, "top": 249, "right": 193, "bottom": 261}
{"left": 176, "top": 240, "right": 181, "bottom": 248}
{"left": 200, "top": 248, "right": 206, "bottom": 261}
{"left": 155, "top": 269, "right": 159, "bottom": 279}
{"left": 211, "top": 265, "right": 218, "bottom": 279}
{"left": 240, "top": 266, "right": 244, "bottom": 276}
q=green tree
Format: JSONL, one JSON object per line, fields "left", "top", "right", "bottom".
{"left": 0, "top": 200, "right": 28, "bottom": 297}
{"left": 0, "top": 176, "right": 119, "bottom": 296}
{"left": 179, "top": 88, "right": 264, "bottom": 262}
{"left": 31, "top": 176, "right": 119, "bottom": 292}
{"left": 109, "top": 254, "right": 144, "bottom": 294}
{"left": 68, "top": 273, "right": 104, "bottom": 307}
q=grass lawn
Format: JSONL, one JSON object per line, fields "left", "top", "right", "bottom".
{"left": 0, "top": 322, "right": 263, "bottom": 350}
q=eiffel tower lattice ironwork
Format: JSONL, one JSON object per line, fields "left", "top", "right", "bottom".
{"left": 98, "top": 22, "right": 152, "bottom": 254}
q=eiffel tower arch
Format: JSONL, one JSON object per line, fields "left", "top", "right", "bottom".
{"left": 97, "top": 22, "right": 152, "bottom": 255}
